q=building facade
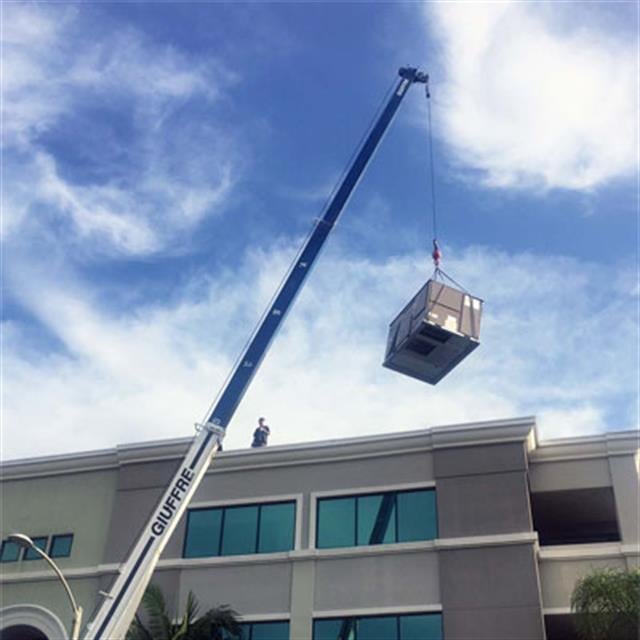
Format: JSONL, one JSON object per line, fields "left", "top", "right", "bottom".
{"left": 1, "top": 417, "right": 638, "bottom": 640}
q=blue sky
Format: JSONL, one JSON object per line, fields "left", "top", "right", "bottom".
{"left": 1, "top": 1, "right": 638, "bottom": 460}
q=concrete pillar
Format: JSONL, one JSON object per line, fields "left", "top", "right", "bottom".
{"left": 289, "top": 559, "right": 315, "bottom": 640}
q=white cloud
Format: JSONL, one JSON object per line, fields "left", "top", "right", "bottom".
{"left": 426, "top": 2, "right": 637, "bottom": 190}
{"left": 2, "top": 242, "right": 637, "bottom": 460}
{"left": 1, "top": 4, "right": 239, "bottom": 256}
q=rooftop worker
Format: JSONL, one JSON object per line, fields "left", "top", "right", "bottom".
{"left": 251, "top": 417, "right": 271, "bottom": 448}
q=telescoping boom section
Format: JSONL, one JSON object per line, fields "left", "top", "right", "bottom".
{"left": 84, "top": 67, "right": 428, "bottom": 640}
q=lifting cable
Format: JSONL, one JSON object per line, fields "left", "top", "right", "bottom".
{"left": 425, "top": 81, "right": 469, "bottom": 293}
{"left": 426, "top": 81, "right": 441, "bottom": 271}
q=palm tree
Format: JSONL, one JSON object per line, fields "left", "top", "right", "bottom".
{"left": 571, "top": 567, "right": 640, "bottom": 640}
{"left": 127, "top": 583, "right": 242, "bottom": 640}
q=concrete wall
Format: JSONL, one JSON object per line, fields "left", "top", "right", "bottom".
{"left": 1, "top": 469, "right": 118, "bottom": 570}
{"left": 440, "top": 544, "right": 545, "bottom": 640}
{"left": 433, "top": 441, "right": 545, "bottom": 639}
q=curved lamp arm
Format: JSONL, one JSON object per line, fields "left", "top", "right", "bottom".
{"left": 9, "top": 534, "right": 83, "bottom": 640}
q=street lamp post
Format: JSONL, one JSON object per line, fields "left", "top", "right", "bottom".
{"left": 8, "top": 533, "right": 83, "bottom": 640}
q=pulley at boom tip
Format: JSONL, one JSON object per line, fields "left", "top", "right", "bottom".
{"left": 398, "top": 66, "right": 429, "bottom": 86}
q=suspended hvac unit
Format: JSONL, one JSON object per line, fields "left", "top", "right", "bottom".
{"left": 383, "top": 279, "right": 483, "bottom": 385}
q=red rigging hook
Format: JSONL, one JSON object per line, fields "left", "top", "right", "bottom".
{"left": 432, "top": 239, "right": 442, "bottom": 267}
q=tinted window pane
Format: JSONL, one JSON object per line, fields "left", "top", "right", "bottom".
{"left": 357, "top": 494, "right": 396, "bottom": 545}
{"left": 358, "top": 616, "right": 398, "bottom": 640}
{"left": 317, "top": 498, "right": 355, "bottom": 549}
{"left": 313, "top": 619, "right": 354, "bottom": 640}
{"left": 259, "top": 502, "right": 295, "bottom": 553}
{"left": 184, "top": 509, "right": 222, "bottom": 558}
{"left": 251, "top": 621, "right": 290, "bottom": 640}
{"left": 399, "top": 614, "right": 442, "bottom": 640}
{"left": 0, "top": 541, "right": 20, "bottom": 562}
{"left": 221, "top": 506, "right": 259, "bottom": 555}
{"left": 50, "top": 534, "right": 73, "bottom": 558}
{"left": 24, "top": 536, "right": 47, "bottom": 560}
{"left": 397, "top": 490, "right": 437, "bottom": 542}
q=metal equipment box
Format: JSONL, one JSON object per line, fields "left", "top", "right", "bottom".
{"left": 383, "top": 280, "right": 483, "bottom": 385}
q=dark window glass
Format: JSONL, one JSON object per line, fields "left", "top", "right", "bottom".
{"left": 221, "top": 505, "right": 259, "bottom": 556}
{"left": 313, "top": 614, "right": 442, "bottom": 640}
{"left": 317, "top": 497, "right": 355, "bottom": 548}
{"left": 397, "top": 490, "right": 437, "bottom": 542}
{"left": 50, "top": 534, "right": 73, "bottom": 558}
{"left": 313, "top": 619, "right": 352, "bottom": 640}
{"left": 221, "top": 625, "right": 250, "bottom": 640}
{"left": 399, "top": 614, "right": 442, "bottom": 640}
{"left": 184, "top": 508, "right": 223, "bottom": 558}
{"left": 184, "top": 502, "right": 295, "bottom": 558}
{"left": 317, "top": 489, "right": 437, "bottom": 549}
{"left": 0, "top": 540, "right": 20, "bottom": 563}
{"left": 250, "top": 621, "right": 290, "bottom": 640}
{"left": 357, "top": 494, "right": 396, "bottom": 545}
{"left": 259, "top": 502, "right": 295, "bottom": 553}
{"left": 23, "top": 536, "right": 47, "bottom": 560}
{"left": 358, "top": 616, "right": 398, "bottom": 640}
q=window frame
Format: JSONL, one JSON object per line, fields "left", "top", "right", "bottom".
{"left": 183, "top": 494, "right": 301, "bottom": 559}
{"left": 311, "top": 481, "right": 437, "bottom": 550}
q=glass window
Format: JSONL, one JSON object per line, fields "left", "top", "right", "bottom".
{"left": 184, "top": 501, "right": 296, "bottom": 558}
{"left": 250, "top": 621, "right": 290, "bottom": 640}
{"left": 50, "top": 534, "right": 74, "bottom": 558}
{"left": 317, "top": 497, "right": 355, "bottom": 549}
{"left": 221, "top": 505, "right": 259, "bottom": 556}
{"left": 397, "top": 490, "right": 437, "bottom": 542}
{"left": 317, "top": 489, "right": 437, "bottom": 549}
{"left": 0, "top": 540, "right": 20, "bottom": 563}
{"left": 23, "top": 536, "right": 48, "bottom": 560}
{"left": 357, "top": 494, "right": 396, "bottom": 546}
{"left": 184, "top": 508, "right": 223, "bottom": 558}
{"left": 358, "top": 616, "right": 398, "bottom": 640}
{"left": 399, "top": 614, "right": 442, "bottom": 640}
{"left": 313, "top": 614, "right": 441, "bottom": 640}
{"left": 259, "top": 502, "right": 295, "bottom": 553}
{"left": 314, "top": 619, "right": 354, "bottom": 640}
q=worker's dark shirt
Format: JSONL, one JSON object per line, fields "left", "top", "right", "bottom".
{"left": 251, "top": 425, "right": 270, "bottom": 447}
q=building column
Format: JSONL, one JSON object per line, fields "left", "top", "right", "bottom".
{"left": 289, "top": 559, "right": 315, "bottom": 640}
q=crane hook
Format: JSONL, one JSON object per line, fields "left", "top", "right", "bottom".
{"left": 432, "top": 239, "right": 441, "bottom": 267}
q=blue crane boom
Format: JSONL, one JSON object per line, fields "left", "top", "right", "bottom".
{"left": 85, "top": 66, "right": 428, "bottom": 640}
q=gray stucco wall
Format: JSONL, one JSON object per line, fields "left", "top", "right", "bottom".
{"left": 433, "top": 442, "right": 544, "bottom": 640}
{"left": 439, "top": 544, "right": 545, "bottom": 640}
{"left": 1, "top": 469, "right": 118, "bottom": 570}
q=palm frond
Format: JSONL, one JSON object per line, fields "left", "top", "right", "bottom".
{"left": 141, "top": 583, "right": 172, "bottom": 640}
{"left": 571, "top": 568, "right": 640, "bottom": 640}
{"left": 191, "top": 604, "right": 242, "bottom": 640}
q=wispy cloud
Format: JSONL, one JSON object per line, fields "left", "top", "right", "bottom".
{"left": 3, "top": 240, "right": 636, "bottom": 460}
{"left": 2, "top": 4, "right": 240, "bottom": 256}
{"left": 425, "top": 2, "right": 637, "bottom": 190}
